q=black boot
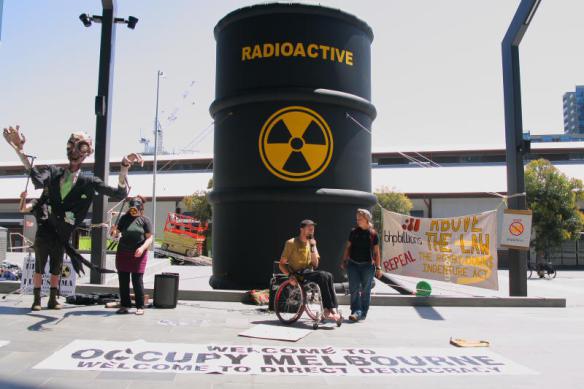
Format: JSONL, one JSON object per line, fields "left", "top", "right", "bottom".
{"left": 31, "top": 288, "right": 42, "bottom": 311}
{"left": 47, "top": 287, "right": 62, "bottom": 310}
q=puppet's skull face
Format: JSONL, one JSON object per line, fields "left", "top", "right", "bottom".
{"left": 66, "top": 132, "right": 93, "bottom": 163}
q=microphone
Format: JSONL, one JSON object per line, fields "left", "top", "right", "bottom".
{"left": 307, "top": 234, "right": 315, "bottom": 253}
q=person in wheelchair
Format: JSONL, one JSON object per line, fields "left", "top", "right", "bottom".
{"left": 278, "top": 219, "right": 342, "bottom": 322}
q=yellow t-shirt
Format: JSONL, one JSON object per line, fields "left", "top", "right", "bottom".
{"left": 281, "top": 238, "right": 314, "bottom": 272}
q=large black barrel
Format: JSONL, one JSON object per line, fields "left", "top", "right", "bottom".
{"left": 209, "top": 3, "right": 376, "bottom": 289}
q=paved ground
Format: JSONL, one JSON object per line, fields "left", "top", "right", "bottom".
{"left": 0, "top": 261, "right": 583, "bottom": 388}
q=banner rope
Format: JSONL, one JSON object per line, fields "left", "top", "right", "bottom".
{"left": 345, "top": 112, "right": 528, "bottom": 203}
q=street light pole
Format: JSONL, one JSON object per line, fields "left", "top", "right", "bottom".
{"left": 81, "top": 0, "right": 138, "bottom": 284}
{"left": 152, "top": 70, "right": 163, "bottom": 248}
{"left": 90, "top": 0, "right": 117, "bottom": 285}
{"left": 502, "top": 0, "right": 541, "bottom": 296}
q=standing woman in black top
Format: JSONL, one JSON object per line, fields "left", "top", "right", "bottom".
{"left": 341, "top": 209, "right": 382, "bottom": 322}
{"left": 111, "top": 195, "right": 153, "bottom": 315}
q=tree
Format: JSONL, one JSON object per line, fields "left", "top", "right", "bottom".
{"left": 372, "top": 187, "right": 413, "bottom": 231}
{"left": 182, "top": 191, "right": 212, "bottom": 221}
{"left": 182, "top": 178, "right": 213, "bottom": 222}
{"left": 525, "top": 159, "right": 584, "bottom": 261}
{"left": 182, "top": 178, "right": 214, "bottom": 256}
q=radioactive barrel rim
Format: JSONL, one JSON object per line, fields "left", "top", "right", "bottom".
{"left": 209, "top": 88, "right": 377, "bottom": 119}
{"left": 214, "top": 2, "right": 374, "bottom": 42}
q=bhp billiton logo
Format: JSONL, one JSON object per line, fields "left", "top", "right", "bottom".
{"left": 402, "top": 218, "right": 421, "bottom": 232}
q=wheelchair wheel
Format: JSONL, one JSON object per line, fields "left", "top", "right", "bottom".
{"left": 274, "top": 280, "right": 304, "bottom": 324}
{"left": 303, "top": 282, "right": 324, "bottom": 322}
{"left": 546, "top": 266, "right": 557, "bottom": 280}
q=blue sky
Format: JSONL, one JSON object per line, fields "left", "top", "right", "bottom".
{"left": 1, "top": 0, "right": 583, "bottom": 161}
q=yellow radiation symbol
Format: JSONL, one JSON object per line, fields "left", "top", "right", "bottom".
{"left": 259, "top": 106, "right": 333, "bottom": 182}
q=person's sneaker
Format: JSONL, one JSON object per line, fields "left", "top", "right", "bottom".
{"left": 116, "top": 307, "right": 129, "bottom": 314}
{"left": 349, "top": 312, "right": 360, "bottom": 322}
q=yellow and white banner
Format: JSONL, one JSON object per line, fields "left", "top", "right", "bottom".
{"left": 381, "top": 209, "right": 499, "bottom": 290}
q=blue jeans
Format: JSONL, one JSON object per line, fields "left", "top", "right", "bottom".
{"left": 347, "top": 260, "right": 375, "bottom": 318}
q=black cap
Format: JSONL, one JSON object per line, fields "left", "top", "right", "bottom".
{"left": 300, "top": 219, "right": 317, "bottom": 227}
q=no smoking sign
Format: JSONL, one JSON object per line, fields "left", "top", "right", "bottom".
{"left": 501, "top": 209, "right": 532, "bottom": 250}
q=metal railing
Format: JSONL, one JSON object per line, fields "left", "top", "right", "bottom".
{"left": 8, "top": 232, "right": 33, "bottom": 252}
{"left": 546, "top": 238, "right": 584, "bottom": 267}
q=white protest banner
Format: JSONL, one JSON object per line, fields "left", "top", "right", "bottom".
{"left": 34, "top": 340, "right": 536, "bottom": 377}
{"left": 501, "top": 209, "right": 532, "bottom": 250}
{"left": 20, "top": 254, "right": 77, "bottom": 296}
{"left": 381, "top": 209, "right": 499, "bottom": 290}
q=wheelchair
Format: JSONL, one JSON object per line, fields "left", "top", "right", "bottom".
{"left": 271, "top": 264, "right": 342, "bottom": 330}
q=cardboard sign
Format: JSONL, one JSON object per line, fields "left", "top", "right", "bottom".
{"left": 20, "top": 254, "right": 77, "bottom": 296}
{"left": 238, "top": 324, "right": 311, "bottom": 342}
{"left": 382, "top": 210, "right": 499, "bottom": 290}
{"left": 34, "top": 340, "right": 536, "bottom": 377}
{"left": 500, "top": 209, "right": 532, "bottom": 250}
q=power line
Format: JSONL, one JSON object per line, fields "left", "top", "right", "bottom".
{"left": 344, "top": 112, "right": 516, "bottom": 200}
{"left": 157, "top": 112, "right": 233, "bottom": 173}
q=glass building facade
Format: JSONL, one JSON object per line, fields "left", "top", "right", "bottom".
{"left": 563, "top": 86, "right": 584, "bottom": 134}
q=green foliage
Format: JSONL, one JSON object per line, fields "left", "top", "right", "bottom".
{"left": 525, "top": 159, "right": 584, "bottom": 256}
{"left": 182, "top": 179, "right": 213, "bottom": 222}
{"left": 77, "top": 236, "right": 116, "bottom": 251}
{"left": 372, "top": 187, "right": 413, "bottom": 231}
{"left": 182, "top": 179, "right": 215, "bottom": 256}
{"left": 182, "top": 192, "right": 212, "bottom": 222}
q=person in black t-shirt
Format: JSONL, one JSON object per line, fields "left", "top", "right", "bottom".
{"left": 341, "top": 209, "right": 381, "bottom": 322}
{"left": 111, "top": 195, "right": 153, "bottom": 315}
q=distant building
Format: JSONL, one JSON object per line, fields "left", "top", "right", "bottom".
{"left": 1, "top": 143, "right": 583, "bottom": 266}
{"left": 526, "top": 132, "right": 584, "bottom": 143}
{"left": 563, "top": 86, "right": 584, "bottom": 134}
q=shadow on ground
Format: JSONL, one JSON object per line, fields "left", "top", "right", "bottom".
{"left": 26, "top": 309, "right": 114, "bottom": 332}
{"left": 0, "top": 378, "right": 52, "bottom": 389}
{"left": 413, "top": 306, "right": 445, "bottom": 321}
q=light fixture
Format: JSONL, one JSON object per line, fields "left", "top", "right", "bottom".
{"left": 80, "top": 13, "right": 103, "bottom": 27}
{"left": 127, "top": 16, "right": 139, "bottom": 29}
{"left": 113, "top": 16, "right": 139, "bottom": 29}
{"left": 79, "top": 13, "right": 92, "bottom": 27}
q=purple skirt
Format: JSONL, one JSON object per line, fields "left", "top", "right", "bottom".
{"left": 115, "top": 249, "right": 148, "bottom": 273}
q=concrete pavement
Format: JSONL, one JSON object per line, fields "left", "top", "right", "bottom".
{"left": 0, "top": 267, "right": 582, "bottom": 388}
